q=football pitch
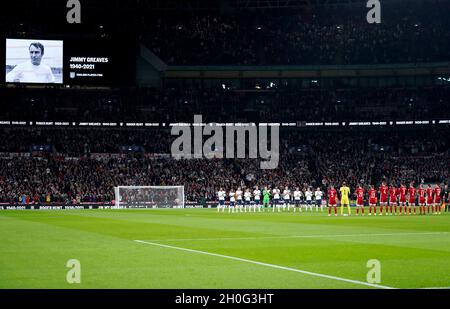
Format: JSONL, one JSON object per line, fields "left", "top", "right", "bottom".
{"left": 1, "top": 209, "right": 449, "bottom": 289}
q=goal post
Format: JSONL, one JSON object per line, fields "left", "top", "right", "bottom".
{"left": 114, "top": 186, "right": 185, "bottom": 209}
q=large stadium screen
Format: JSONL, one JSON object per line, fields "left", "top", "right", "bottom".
{"left": 4, "top": 38, "right": 134, "bottom": 86}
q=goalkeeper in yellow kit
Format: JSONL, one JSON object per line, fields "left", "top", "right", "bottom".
{"left": 340, "top": 182, "right": 351, "bottom": 216}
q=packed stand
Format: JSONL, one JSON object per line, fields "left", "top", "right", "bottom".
{"left": 141, "top": 1, "right": 450, "bottom": 65}
{"left": 1, "top": 86, "right": 450, "bottom": 123}
{"left": 0, "top": 128, "right": 448, "bottom": 204}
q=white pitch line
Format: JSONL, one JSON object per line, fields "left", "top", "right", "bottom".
{"left": 134, "top": 239, "right": 395, "bottom": 289}
{"left": 141, "top": 232, "right": 449, "bottom": 243}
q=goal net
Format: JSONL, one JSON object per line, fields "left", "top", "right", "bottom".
{"left": 114, "top": 186, "right": 185, "bottom": 209}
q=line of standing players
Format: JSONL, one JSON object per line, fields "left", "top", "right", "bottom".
{"left": 350, "top": 182, "right": 447, "bottom": 216}
{"left": 216, "top": 182, "right": 449, "bottom": 216}
{"left": 216, "top": 186, "right": 325, "bottom": 213}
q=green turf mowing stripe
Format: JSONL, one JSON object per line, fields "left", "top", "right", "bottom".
{"left": 142, "top": 232, "right": 449, "bottom": 242}
{"left": 134, "top": 239, "right": 395, "bottom": 289}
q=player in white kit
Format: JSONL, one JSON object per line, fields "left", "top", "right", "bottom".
{"left": 236, "top": 187, "right": 243, "bottom": 213}
{"left": 283, "top": 186, "right": 291, "bottom": 212}
{"left": 293, "top": 188, "right": 303, "bottom": 213}
{"left": 217, "top": 188, "right": 226, "bottom": 212}
{"left": 315, "top": 187, "right": 324, "bottom": 212}
{"left": 305, "top": 187, "right": 313, "bottom": 212}
{"left": 253, "top": 186, "right": 262, "bottom": 212}
{"left": 229, "top": 189, "right": 236, "bottom": 213}
{"left": 273, "top": 187, "right": 281, "bottom": 212}
{"left": 244, "top": 188, "right": 252, "bottom": 212}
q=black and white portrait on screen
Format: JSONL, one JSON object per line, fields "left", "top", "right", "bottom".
{"left": 5, "top": 39, "right": 63, "bottom": 84}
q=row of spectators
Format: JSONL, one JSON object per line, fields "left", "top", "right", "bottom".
{"left": 1, "top": 127, "right": 448, "bottom": 156}
{"left": 1, "top": 86, "right": 449, "bottom": 122}
{"left": 1, "top": 1, "right": 449, "bottom": 66}
{"left": 0, "top": 128, "right": 172, "bottom": 156}
{"left": 141, "top": 1, "right": 450, "bottom": 65}
{"left": 0, "top": 128, "right": 448, "bottom": 203}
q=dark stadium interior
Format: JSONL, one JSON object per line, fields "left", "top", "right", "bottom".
{"left": 0, "top": 0, "right": 449, "bottom": 205}
{"left": 1, "top": 86, "right": 450, "bottom": 122}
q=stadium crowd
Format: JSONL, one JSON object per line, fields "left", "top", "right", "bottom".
{"left": 2, "top": 0, "right": 450, "bottom": 66}
{"left": 0, "top": 128, "right": 448, "bottom": 204}
{"left": 1, "top": 86, "right": 450, "bottom": 123}
{"left": 142, "top": 1, "right": 450, "bottom": 65}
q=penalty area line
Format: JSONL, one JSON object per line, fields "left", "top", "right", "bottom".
{"left": 134, "top": 239, "right": 395, "bottom": 289}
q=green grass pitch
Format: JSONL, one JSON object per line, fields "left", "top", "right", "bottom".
{"left": 1, "top": 208, "right": 449, "bottom": 289}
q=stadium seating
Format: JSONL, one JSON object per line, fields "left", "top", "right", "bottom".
{"left": 0, "top": 128, "right": 448, "bottom": 203}
{"left": 1, "top": 86, "right": 450, "bottom": 122}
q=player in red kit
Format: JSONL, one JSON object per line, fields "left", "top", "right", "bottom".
{"left": 379, "top": 182, "right": 389, "bottom": 215}
{"left": 418, "top": 184, "right": 426, "bottom": 215}
{"left": 355, "top": 185, "right": 365, "bottom": 216}
{"left": 426, "top": 184, "right": 434, "bottom": 214}
{"left": 368, "top": 185, "right": 377, "bottom": 216}
{"left": 398, "top": 183, "right": 407, "bottom": 215}
{"left": 389, "top": 184, "right": 398, "bottom": 215}
{"left": 408, "top": 183, "right": 417, "bottom": 215}
{"left": 328, "top": 185, "right": 338, "bottom": 217}
{"left": 434, "top": 184, "right": 442, "bottom": 215}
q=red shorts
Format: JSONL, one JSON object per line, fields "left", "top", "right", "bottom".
{"left": 390, "top": 197, "right": 397, "bottom": 203}
{"left": 409, "top": 199, "right": 416, "bottom": 205}
{"left": 369, "top": 199, "right": 377, "bottom": 205}
{"left": 427, "top": 199, "right": 433, "bottom": 205}
{"left": 380, "top": 196, "right": 388, "bottom": 203}
{"left": 356, "top": 199, "right": 364, "bottom": 206}
{"left": 435, "top": 198, "right": 441, "bottom": 204}
{"left": 419, "top": 198, "right": 425, "bottom": 204}
{"left": 399, "top": 197, "right": 406, "bottom": 203}
{"left": 329, "top": 199, "right": 337, "bottom": 206}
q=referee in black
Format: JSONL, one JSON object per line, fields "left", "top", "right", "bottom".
{"left": 443, "top": 184, "right": 449, "bottom": 212}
